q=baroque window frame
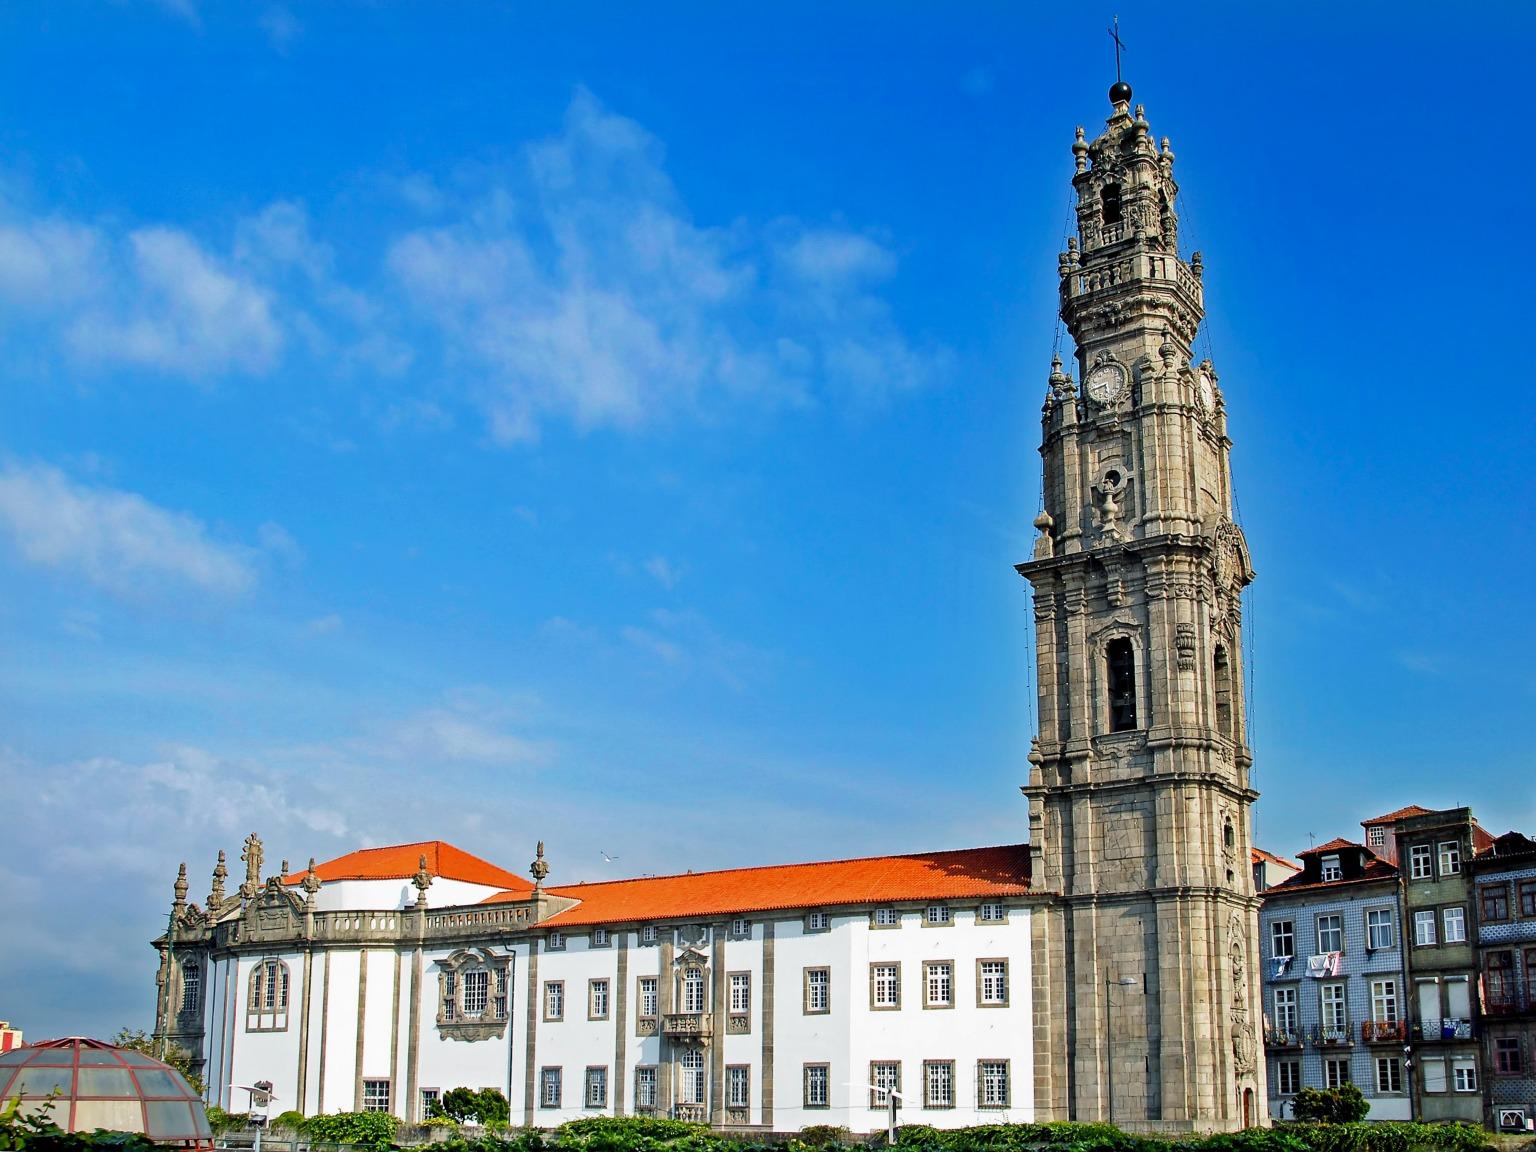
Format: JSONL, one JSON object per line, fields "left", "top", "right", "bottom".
{"left": 436, "top": 948, "right": 513, "bottom": 1041}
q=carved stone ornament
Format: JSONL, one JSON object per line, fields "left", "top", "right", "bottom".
{"left": 1092, "top": 467, "right": 1131, "bottom": 545}
{"left": 1175, "top": 623, "right": 1197, "bottom": 671}
{"left": 530, "top": 841, "right": 550, "bottom": 890}
{"left": 240, "top": 832, "right": 264, "bottom": 900}
{"left": 208, "top": 850, "right": 228, "bottom": 910}
{"left": 413, "top": 854, "right": 434, "bottom": 906}
{"left": 436, "top": 947, "right": 513, "bottom": 1042}
{"left": 301, "top": 858, "right": 323, "bottom": 901}
{"left": 1210, "top": 519, "right": 1254, "bottom": 633}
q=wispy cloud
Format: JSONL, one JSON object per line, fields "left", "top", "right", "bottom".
{"left": 388, "top": 89, "right": 946, "bottom": 441}
{"left": 0, "top": 461, "right": 258, "bottom": 597}
{"left": 643, "top": 554, "right": 684, "bottom": 589}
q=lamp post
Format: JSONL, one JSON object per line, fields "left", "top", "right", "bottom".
{"left": 853, "top": 1083, "right": 905, "bottom": 1146}
{"left": 1105, "top": 976, "right": 1138, "bottom": 1127}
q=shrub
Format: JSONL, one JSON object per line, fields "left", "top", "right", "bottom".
{"left": 271, "top": 1110, "right": 307, "bottom": 1134}
{"left": 302, "top": 1110, "right": 401, "bottom": 1145}
{"left": 423, "top": 1116, "right": 462, "bottom": 1130}
{"left": 204, "top": 1106, "right": 252, "bottom": 1135}
{"left": 1293, "top": 1085, "right": 1369, "bottom": 1125}
{"left": 440, "top": 1088, "right": 512, "bottom": 1127}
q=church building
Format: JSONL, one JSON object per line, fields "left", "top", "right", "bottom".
{"left": 154, "top": 78, "right": 1265, "bottom": 1134}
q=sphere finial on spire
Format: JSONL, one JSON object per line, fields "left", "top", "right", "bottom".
{"left": 1109, "top": 80, "right": 1133, "bottom": 106}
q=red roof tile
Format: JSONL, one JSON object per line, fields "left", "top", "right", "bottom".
{"left": 1300, "top": 837, "right": 1362, "bottom": 856}
{"left": 1265, "top": 857, "right": 1400, "bottom": 896}
{"left": 1251, "top": 846, "right": 1301, "bottom": 871}
{"left": 284, "top": 841, "right": 534, "bottom": 891}
{"left": 482, "top": 844, "right": 1032, "bottom": 926}
{"left": 1361, "top": 805, "right": 1434, "bottom": 826}
{"left": 1472, "top": 824, "right": 1495, "bottom": 853}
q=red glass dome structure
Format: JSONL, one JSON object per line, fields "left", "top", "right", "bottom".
{"left": 0, "top": 1037, "right": 213, "bottom": 1148}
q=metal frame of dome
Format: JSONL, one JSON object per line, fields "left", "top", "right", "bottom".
{"left": 0, "top": 1037, "right": 213, "bottom": 1148}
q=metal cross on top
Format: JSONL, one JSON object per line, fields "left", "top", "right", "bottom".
{"left": 1108, "top": 16, "right": 1127, "bottom": 83}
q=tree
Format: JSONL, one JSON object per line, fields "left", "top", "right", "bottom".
{"left": 1292, "top": 1083, "right": 1369, "bottom": 1123}
{"left": 437, "top": 1087, "right": 509, "bottom": 1126}
{"left": 111, "top": 1029, "right": 206, "bottom": 1096}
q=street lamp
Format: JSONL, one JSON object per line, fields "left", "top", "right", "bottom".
{"left": 1105, "top": 976, "right": 1138, "bottom": 1127}
{"left": 235, "top": 1082, "right": 275, "bottom": 1152}
{"left": 852, "top": 1083, "right": 905, "bottom": 1146}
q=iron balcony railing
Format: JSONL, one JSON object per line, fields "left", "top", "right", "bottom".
{"left": 1361, "top": 1019, "right": 1407, "bottom": 1043}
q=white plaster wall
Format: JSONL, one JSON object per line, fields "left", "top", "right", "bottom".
{"left": 319, "top": 950, "right": 361, "bottom": 1113}
{"left": 413, "top": 941, "right": 522, "bottom": 1119}
{"left": 720, "top": 930, "right": 766, "bottom": 1125}
{"left": 360, "top": 951, "right": 400, "bottom": 1097}
{"left": 527, "top": 934, "right": 624, "bottom": 1124}
{"left": 306, "top": 878, "right": 502, "bottom": 912}
{"left": 771, "top": 914, "right": 855, "bottom": 1131}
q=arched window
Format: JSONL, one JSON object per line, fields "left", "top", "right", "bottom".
{"left": 247, "top": 958, "right": 290, "bottom": 1031}
{"left": 180, "top": 961, "right": 201, "bottom": 1015}
{"left": 1214, "top": 645, "right": 1233, "bottom": 739}
{"left": 1101, "top": 183, "right": 1123, "bottom": 226}
{"left": 680, "top": 967, "right": 706, "bottom": 1014}
{"left": 1224, "top": 819, "right": 1236, "bottom": 851}
{"left": 1107, "top": 638, "right": 1137, "bottom": 731}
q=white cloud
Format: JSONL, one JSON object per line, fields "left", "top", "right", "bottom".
{"left": 643, "top": 554, "right": 684, "bottom": 589}
{"left": 0, "top": 461, "right": 257, "bottom": 597}
{"left": 0, "top": 218, "right": 105, "bottom": 310}
{"left": 66, "top": 227, "right": 283, "bottom": 375}
{"left": 621, "top": 624, "right": 685, "bottom": 665}
{"left": 389, "top": 89, "right": 944, "bottom": 441}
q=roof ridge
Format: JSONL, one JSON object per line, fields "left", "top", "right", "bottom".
{"left": 542, "top": 842, "right": 1030, "bottom": 894}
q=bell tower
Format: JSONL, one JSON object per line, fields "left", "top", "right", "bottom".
{"left": 1018, "top": 79, "right": 1265, "bottom": 1131}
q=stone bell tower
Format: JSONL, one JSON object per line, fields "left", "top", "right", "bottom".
{"left": 1017, "top": 79, "right": 1265, "bottom": 1131}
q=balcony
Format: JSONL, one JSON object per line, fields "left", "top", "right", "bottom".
{"left": 672, "top": 1105, "right": 706, "bottom": 1123}
{"left": 1311, "top": 1025, "right": 1351, "bottom": 1047}
{"left": 1417, "top": 1017, "right": 1474, "bottom": 1041}
{"left": 662, "top": 1012, "right": 713, "bottom": 1041}
{"left": 1361, "top": 1020, "right": 1407, "bottom": 1043}
{"left": 1265, "top": 1029, "right": 1301, "bottom": 1049}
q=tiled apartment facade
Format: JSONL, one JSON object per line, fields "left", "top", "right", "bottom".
{"left": 1472, "top": 832, "right": 1536, "bottom": 1131}
{"left": 1259, "top": 840, "right": 1410, "bottom": 1120}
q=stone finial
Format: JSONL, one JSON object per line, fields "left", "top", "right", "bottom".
{"left": 1190, "top": 251, "right": 1204, "bottom": 280}
{"left": 173, "top": 862, "right": 189, "bottom": 910}
{"left": 530, "top": 841, "right": 550, "bottom": 890}
{"left": 280, "top": 859, "right": 290, "bottom": 876}
{"left": 1073, "top": 126, "right": 1088, "bottom": 172}
{"left": 413, "top": 854, "right": 434, "bottom": 906}
{"left": 301, "top": 857, "right": 323, "bottom": 901}
{"left": 1160, "top": 327, "right": 1177, "bottom": 369}
{"left": 1031, "top": 511, "right": 1056, "bottom": 561}
{"left": 209, "top": 850, "right": 228, "bottom": 908}
{"left": 240, "top": 832, "right": 264, "bottom": 899}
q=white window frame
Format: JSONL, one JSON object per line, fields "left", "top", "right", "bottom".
{"left": 589, "top": 979, "right": 610, "bottom": 1020}
{"left": 805, "top": 967, "right": 830, "bottom": 1014}
{"left": 1370, "top": 978, "right": 1398, "bottom": 1023}
{"left": 544, "top": 980, "right": 564, "bottom": 1021}
{"left": 872, "top": 963, "right": 900, "bottom": 1009}
{"left": 638, "top": 976, "right": 658, "bottom": 1019}
{"left": 362, "top": 1079, "right": 391, "bottom": 1113}
{"left": 678, "top": 1051, "right": 706, "bottom": 1106}
{"left": 584, "top": 1066, "right": 607, "bottom": 1109}
{"left": 806, "top": 911, "right": 829, "bottom": 932}
{"left": 1317, "top": 913, "right": 1343, "bottom": 954}
{"left": 925, "top": 904, "right": 953, "bottom": 926}
{"left": 803, "top": 1064, "right": 829, "bottom": 1109}
{"left": 1443, "top": 906, "right": 1466, "bottom": 943}
{"left": 1321, "top": 982, "right": 1347, "bottom": 1030}
{"left": 872, "top": 907, "right": 901, "bottom": 928}
{"left": 1410, "top": 844, "right": 1433, "bottom": 880}
{"left": 870, "top": 1061, "right": 901, "bottom": 1110}
{"left": 1321, "top": 854, "right": 1342, "bottom": 882}
{"left": 640, "top": 925, "right": 659, "bottom": 944}
{"left": 1438, "top": 840, "right": 1461, "bottom": 876}
{"left": 731, "top": 918, "right": 750, "bottom": 938}
{"left": 727, "top": 1065, "right": 750, "bottom": 1109}
{"left": 1413, "top": 909, "right": 1437, "bottom": 946}
{"left": 978, "top": 960, "right": 1008, "bottom": 1006}
{"left": 1367, "top": 825, "right": 1385, "bottom": 848}
{"left": 540, "top": 1067, "right": 561, "bottom": 1108}
{"left": 1452, "top": 1058, "right": 1477, "bottom": 1092}
{"left": 634, "top": 1066, "right": 658, "bottom": 1109}
{"left": 924, "top": 961, "right": 954, "bottom": 1009}
{"left": 1270, "top": 919, "right": 1294, "bottom": 959}
{"left": 1273, "top": 986, "right": 1298, "bottom": 1033}
{"left": 680, "top": 967, "right": 706, "bottom": 1014}
{"left": 1324, "top": 1056, "right": 1350, "bottom": 1089}
{"left": 1276, "top": 1060, "right": 1300, "bottom": 1096}
{"left": 1366, "top": 907, "right": 1395, "bottom": 950}
{"left": 978, "top": 902, "right": 1006, "bottom": 923}
{"left": 1376, "top": 1057, "right": 1402, "bottom": 1094}
{"left": 923, "top": 1061, "right": 955, "bottom": 1109}
{"left": 729, "top": 972, "right": 751, "bottom": 1015}
{"left": 547, "top": 931, "right": 566, "bottom": 951}
{"left": 977, "top": 1060, "right": 1009, "bottom": 1109}
{"left": 592, "top": 928, "right": 609, "bottom": 947}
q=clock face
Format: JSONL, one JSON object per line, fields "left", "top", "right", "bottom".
{"left": 1085, "top": 363, "right": 1125, "bottom": 404}
{"left": 1197, "top": 370, "right": 1215, "bottom": 411}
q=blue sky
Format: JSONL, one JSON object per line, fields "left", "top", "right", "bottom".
{"left": 2, "top": 2, "right": 1533, "bottom": 1039}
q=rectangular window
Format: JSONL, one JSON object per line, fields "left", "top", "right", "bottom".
{"left": 1494, "top": 1037, "right": 1523, "bottom": 1075}
{"left": 803, "top": 1064, "right": 829, "bottom": 1109}
{"left": 1317, "top": 913, "right": 1343, "bottom": 954}
{"left": 1321, "top": 854, "right": 1342, "bottom": 882}
{"left": 464, "top": 970, "right": 489, "bottom": 1016}
{"left": 978, "top": 960, "right": 1009, "bottom": 1006}
{"left": 1438, "top": 841, "right": 1461, "bottom": 876}
{"left": 680, "top": 968, "right": 706, "bottom": 1013}
{"left": 362, "top": 1080, "right": 390, "bottom": 1113}
{"left": 547, "top": 931, "right": 566, "bottom": 950}
{"left": 640, "top": 925, "right": 658, "bottom": 944}
{"left": 592, "top": 928, "right": 609, "bottom": 947}
{"left": 1482, "top": 884, "right": 1511, "bottom": 922}
{"left": 180, "top": 965, "right": 201, "bottom": 1014}
{"left": 805, "top": 967, "right": 830, "bottom": 1014}
{"left": 731, "top": 918, "right": 750, "bottom": 938}
{"left": 806, "top": 911, "right": 828, "bottom": 932}
{"left": 1324, "top": 1057, "right": 1351, "bottom": 1089}
{"left": 589, "top": 979, "right": 610, "bottom": 1020}
{"left": 1410, "top": 844, "right": 1433, "bottom": 880}
{"left": 584, "top": 1067, "right": 607, "bottom": 1109}
{"left": 1421, "top": 1058, "right": 1446, "bottom": 1094}
{"left": 978, "top": 903, "right": 1006, "bottom": 922}
{"left": 1443, "top": 906, "right": 1466, "bottom": 943}
{"left": 1107, "top": 636, "right": 1137, "bottom": 731}
{"left": 729, "top": 972, "right": 751, "bottom": 1015}
{"left": 1375, "top": 1057, "right": 1402, "bottom": 1094}
{"left": 1367, "top": 825, "right": 1385, "bottom": 848}
{"left": 540, "top": 1068, "right": 562, "bottom": 1108}
{"left": 1486, "top": 951, "right": 1515, "bottom": 1010}
{"left": 1270, "top": 920, "right": 1294, "bottom": 959}
{"left": 420, "top": 1088, "right": 440, "bottom": 1118}
{"left": 871, "top": 963, "right": 901, "bottom": 1009}
{"left": 1527, "top": 949, "right": 1536, "bottom": 1003}
{"left": 977, "top": 1061, "right": 1009, "bottom": 1109}
{"left": 1370, "top": 979, "right": 1398, "bottom": 1023}
{"left": 1452, "top": 1058, "right": 1477, "bottom": 1092}
{"left": 923, "top": 1061, "right": 955, "bottom": 1109}
{"left": 544, "top": 981, "right": 565, "bottom": 1021}
{"left": 678, "top": 1051, "right": 705, "bottom": 1106}
{"left": 1276, "top": 1060, "right": 1300, "bottom": 1096}
{"left": 727, "top": 1065, "right": 750, "bottom": 1109}
{"left": 1366, "top": 908, "right": 1395, "bottom": 950}
{"left": 1413, "top": 909, "right": 1437, "bottom": 946}
{"left": 1273, "top": 987, "right": 1298, "bottom": 1033}
{"left": 870, "top": 1062, "right": 901, "bottom": 1109}
{"left": 923, "top": 961, "right": 954, "bottom": 1009}
{"left": 1520, "top": 880, "right": 1536, "bottom": 918}
{"left": 925, "top": 905, "right": 952, "bottom": 926}
{"left": 872, "top": 907, "right": 900, "bottom": 927}
{"left": 638, "top": 977, "right": 658, "bottom": 1019}
{"left": 1321, "top": 982, "right": 1347, "bottom": 1031}
{"left": 634, "top": 1067, "right": 657, "bottom": 1109}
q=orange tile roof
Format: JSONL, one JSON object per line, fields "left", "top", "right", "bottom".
{"left": 482, "top": 844, "right": 1032, "bottom": 926}
{"left": 283, "top": 841, "right": 534, "bottom": 891}
{"left": 1301, "top": 837, "right": 1361, "bottom": 856}
{"left": 1361, "top": 804, "right": 1434, "bottom": 826}
{"left": 1251, "top": 846, "right": 1301, "bottom": 871}
{"left": 1265, "top": 856, "right": 1399, "bottom": 897}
